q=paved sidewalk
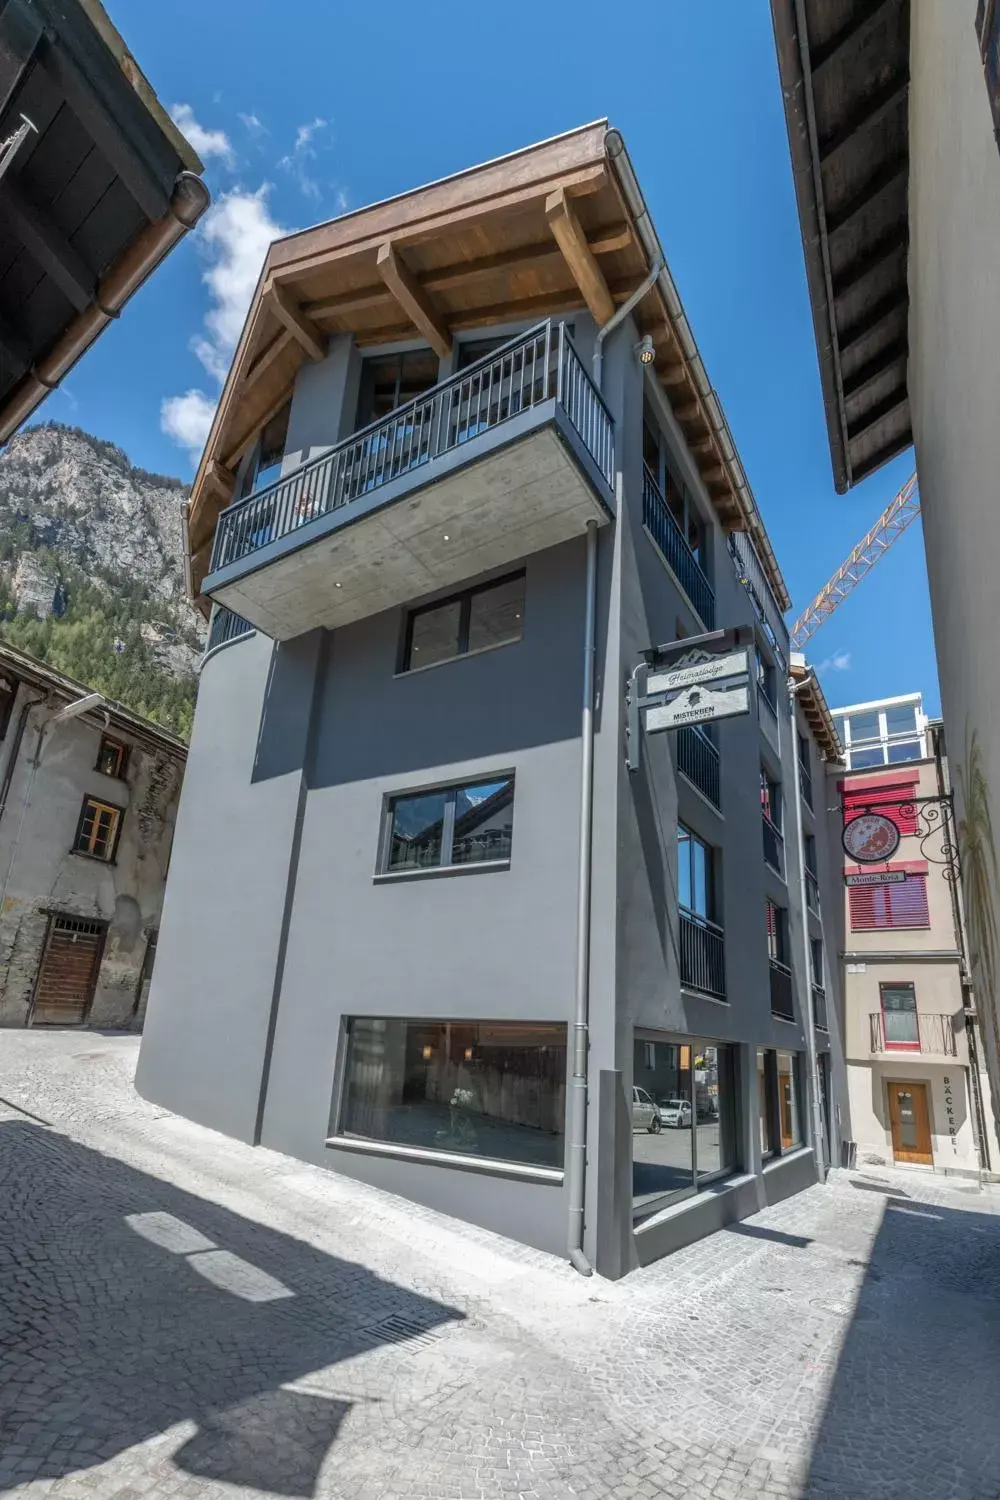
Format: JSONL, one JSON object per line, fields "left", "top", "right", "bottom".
{"left": 2, "top": 1032, "right": 1000, "bottom": 1500}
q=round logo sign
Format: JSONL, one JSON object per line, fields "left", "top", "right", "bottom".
{"left": 842, "top": 812, "right": 900, "bottom": 863}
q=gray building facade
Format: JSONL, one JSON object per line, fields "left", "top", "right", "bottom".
{"left": 138, "top": 124, "right": 844, "bottom": 1274}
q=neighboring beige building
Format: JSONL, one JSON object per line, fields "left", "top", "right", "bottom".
{"left": 0, "top": 643, "right": 185, "bottom": 1029}
{"left": 829, "top": 693, "right": 998, "bottom": 1178}
{"left": 771, "top": 0, "right": 1000, "bottom": 1136}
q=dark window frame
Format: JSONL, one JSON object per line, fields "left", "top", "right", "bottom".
{"left": 95, "top": 735, "right": 129, "bottom": 780}
{"left": 378, "top": 772, "right": 515, "bottom": 877}
{"left": 71, "top": 795, "right": 125, "bottom": 865}
{"left": 758, "top": 1047, "right": 804, "bottom": 1160}
{"left": 677, "top": 822, "right": 716, "bottom": 923}
{"left": 632, "top": 1032, "right": 741, "bottom": 1219}
{"left": 766, "top": 899, "right": 788, "bottom": 965}
{"left": 400, "top": 570, "right": 526, "bottom": 673}
{"left": 0, "top": 676, "right": 16, "bottom": 741}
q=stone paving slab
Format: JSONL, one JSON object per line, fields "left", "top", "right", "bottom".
{"left": 1, "top": 1033, "right": 1000, "bottom": 1499}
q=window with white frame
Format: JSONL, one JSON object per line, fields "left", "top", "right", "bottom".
{"left": 833, "top": 698, "right": 927, "bottom": 769}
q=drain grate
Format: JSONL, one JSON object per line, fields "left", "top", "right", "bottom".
{"left": 370, "top": 1311, "right": 446, "bottom": 1352}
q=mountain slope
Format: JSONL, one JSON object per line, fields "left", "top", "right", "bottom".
{"left": 0, "top": 424, "right": 205, "bottom": 738}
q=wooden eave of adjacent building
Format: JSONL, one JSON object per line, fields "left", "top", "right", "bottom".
{"left": 791, "top": 658, "right": 844, "bottom": 763}
{"left": 771, "top": 0, "right": 912, "bottom": 493}
{"left": 187, "top": 120, "right": 789, "bottom": 612}
{"left": 0, "top": 0, "right": 208, "bottom": 441}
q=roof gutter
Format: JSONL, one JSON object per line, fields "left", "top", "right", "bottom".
{"left": 0, "top": 171, "right": 211, "bottom": 443}
{"left": 604, "top": 128, "right": 792, "bottom": 611}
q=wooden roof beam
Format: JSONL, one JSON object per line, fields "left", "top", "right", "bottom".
{"left": 831, "top": 225, "right": 908, "bottom": 301}
{"left": 818, "top": 72, "right": 910, "bottom": 164}
{"left": 545, "top": 187, "right": 615, "bottom": 326}
{"left": 825, "top": 155, "right": 908, "bottom": 238}
{"left": 267, "top": 283, "right": 325, "bottom": 362}
{"left": 3, "top": 178, "right": 95, "bottom": 313}
{"left": 838, "top": 289, "right": 908, "bottom": 356}
{"left": 376, "top": 241, "right": 451, "bottom": 358}
{"left": 809, "top": 0, "right": 897, "bottom": 77}
{"left": 246, "top": 329, "right": 295, "bottom": 387}
{"left": 841, "top": 337, "right": 908, "bottom": 403}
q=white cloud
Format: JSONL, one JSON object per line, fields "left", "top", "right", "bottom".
{"left": 335, "top": 189, "right": 349, "bottom": 213}
{"left": 818, "top": 650, "right": 852, "bottom": 673}
{"left": 170, "top": 103, "right": 235, "bottom": 166}
{"left": 295, "top": 117, "right": 327, "bottom": 150}
{"left": 160, "top": 390, "right": 218, "bottom": 466}
{"left": 239, "top": 111, "right": 267, "bottom": 135}
{"left": 160, "top": 187, "right": 290, "bottom": 467}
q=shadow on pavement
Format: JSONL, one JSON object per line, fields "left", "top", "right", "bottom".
{"left": 0, "top": 1119, "right": 462, "bottom": 1494}
{"left": 804, "top": 1190, "right": 1000, "bottom": 1498}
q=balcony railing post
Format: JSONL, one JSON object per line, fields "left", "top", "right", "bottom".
{"left": 556, "top": 320, "right": 565, "bottom": 406}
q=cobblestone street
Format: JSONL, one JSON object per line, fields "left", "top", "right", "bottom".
{"left": 2, "top": 1033, "right": 1000, "bottom": 1500}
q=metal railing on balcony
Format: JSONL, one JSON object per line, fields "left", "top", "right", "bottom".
{"left": 729, "top": 530, "right": 788, "bottom": 673}
{"left": 206, "top": 606, "right": 254, "bottom": 653}
{"left": 679, "top": 909, "right": 726, "bottom": 999}
{"left": 762, "top": 814, "right": 784, "bottom": 876}
{"left": 642, "top": 464, "right": 716, "bottom": 629}
{"left": 677, "top": 724, "right": 721, "bottom": 808}
{"left": 210, "top": 322, "right": 613, "bottom": 575}
{"left": 805, "top": 869, "right": 821, "bottom": 914}
{"left": 869, "top": 1012, "right": 957, "bottom": 1056}
{"left": 812, "top": 984, "right": 828, "bottom": 1032}
{"left": 799, "top": 760, "right": 814, "bottom": 809}
{"left": 769, "top": 959, "right": 794, "bottom": 1020}
{"left": 758, "top": 684, "right": 778, "bottom": 722}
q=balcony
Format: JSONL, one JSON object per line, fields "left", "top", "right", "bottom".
{"left": 677, "top": 724, "right": 721, "bottom": 809}
{"left": 642, "top": 465, "right": 715, "bottom": 629}
{"left": 729, "top": 531, "right": 788, "bottom": 672}
{"left": 762, "top": 814, "right": 784, "bottom": 877}
{"left": 812, "top": 984, "right": 828, "bottom": 1032}
{"left": 205, "top": 605, "right": 254, "bottom": 654}
{"left": 204, "top": 323, "right": 614, "bottom": 640}
{"left": 679, "top": 909, "right": 726, "bottom": 1000}
{"left": 869, "top": 1012, "right": 958, "bottom": 1058}
{"left": 769, "top": 959, "right": 794, "bottom": 1020}
{"left": 805, "top": 869, "right": 820, "bottom": 915}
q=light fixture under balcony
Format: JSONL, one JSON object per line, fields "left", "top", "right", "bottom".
{"left": 636, "top": 333, "right": 655, "bottom": 365}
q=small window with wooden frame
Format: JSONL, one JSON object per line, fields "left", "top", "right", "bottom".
{"left": 95, "top": 735, "right": 129, "bottom": 779}
{"left": 72, "top": 797, "right": 124, "bottom": 864}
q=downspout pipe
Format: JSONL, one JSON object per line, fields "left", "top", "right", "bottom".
{"left": 566, "top": 518, "right": 599, "bottom": 1276}
{"left": 592, "top": 253, "right": 663, "bottom": 389}
{"left": 788, "top": 670, "right": 827, "bottom": 1181}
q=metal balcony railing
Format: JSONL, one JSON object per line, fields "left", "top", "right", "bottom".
{"left": 679, "top": 909, "right": 726, "bottom": 999}
{"left": 677, "top": 724, "right": 721, "bottom": 808}
{"left": 869, "top": 1012, "right": 957, "bottom": 1056}
{"left": 758, "top": 683, "right": 778, "bottom": 722}
{"left": 762, "top": 814, "right": 784, "bottom": 876}
{"left": 206, "top": 606, "right": 254, "bottom": 653}
{"left": 769, "top": 959, "right": 794, "bottom": 1020}
{"left": 805, "top": 869, "right": 821, "bottom": 914}
{"left": 209, "top": 322, "right": 613, "bottom": 575}
{"left": 812, "top": 984, "right": 828, "bottom": 1032}
{"left": 642, "top": 464, "right": 716, "bottom": 629}
{"left": 799, "top": 761, "right": 814, "bottom": 809}
{"left": 729, "top": 530, "right": 788, "bottom": 673}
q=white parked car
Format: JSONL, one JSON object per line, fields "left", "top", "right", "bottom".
{"left": 632, "top": 1086, "right": 662, "bottom": 1133}
{"left": 659, "top": 1098, "right": 693, "bottom": 1129}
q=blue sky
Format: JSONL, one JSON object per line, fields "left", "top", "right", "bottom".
{"left": 39, "top": 0, "right": 938, "bottom": 715}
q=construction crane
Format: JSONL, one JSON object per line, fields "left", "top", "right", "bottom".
{"left": 789, "top": 473, "right": 920, "bottom": 648}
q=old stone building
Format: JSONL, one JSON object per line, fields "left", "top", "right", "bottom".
{"left": 0, "top": 642, "right": 185, "bottom": 1029}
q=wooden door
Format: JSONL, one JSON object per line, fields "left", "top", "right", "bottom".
{"left": 31, "top": 916, "right": 106, "bottom": 1026}
{"left": 887, "top": 1081, "right": 933, "bottom": 1166}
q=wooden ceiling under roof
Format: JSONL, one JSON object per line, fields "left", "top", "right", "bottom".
{"left": 188, "top": 121, "right": 788, "bottom": 609}
{"left": 771, "top": 0, "right": 912, "bottom": 493}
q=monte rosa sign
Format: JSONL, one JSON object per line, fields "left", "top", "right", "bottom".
{"left": 845, "top": 870, "right": 908, "bottom": 887}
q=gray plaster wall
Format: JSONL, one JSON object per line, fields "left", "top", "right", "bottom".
{"left": 0, "top": 687, "right": 182, "bottom": 1029}
{"left": 907, "top": 0, "right": 1000, "bottom": 1122}
{"left": 136, "top": 630, "right": 322, "bottom": 1139}
{"left": 256, "top": 538, "right": 589, "bottom": 1255}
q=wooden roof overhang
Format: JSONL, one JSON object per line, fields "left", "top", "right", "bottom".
{"left": 0, "top": 0, "right": 209, "bottom": 441}
{"left": 187, "top": 120, "right": 790, "bottom": 612}
{"left": 771, "top": 0, "right": 912, "bottom": 494}
{"left": 790, "top": 654, "right": 844, "bottom": 763}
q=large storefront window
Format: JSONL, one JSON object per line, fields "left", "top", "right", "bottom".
{"left": 337, "top": 1018, "right": 566, "bottom": 1169}
{"left": 632, "top": 1036, "right": 737, "bottom": 1214}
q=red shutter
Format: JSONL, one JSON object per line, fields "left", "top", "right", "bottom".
{"left": 849, "top": 874, "right": 929, "bottom": 930}
{"left": 843, "top": 784, "right": 918, "bottom": 836}
{"left": 849, "top": 885, "right": 877, "bottom": 930}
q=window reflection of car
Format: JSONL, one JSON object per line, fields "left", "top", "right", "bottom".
{"left": 658, "top": 1098, "right": 693, "bottom": 1129}
{"left": 632, "top": 1086, "right": 661, "bottom": 1134}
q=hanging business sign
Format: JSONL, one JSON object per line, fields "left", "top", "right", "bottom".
{"left": 845, "top": 870, "right": 908, "bottom": 887}
{"left": 842, "top": 812, "right": 901, "bottom": 863}
{"left": 626, "top": 627, "right": 755, "bottom": 771}
{"left": 645, "top": 683, "right": 750, "bottom": 732}
{"left": 646, "top": 649, "right": 749, "bottom": 697}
